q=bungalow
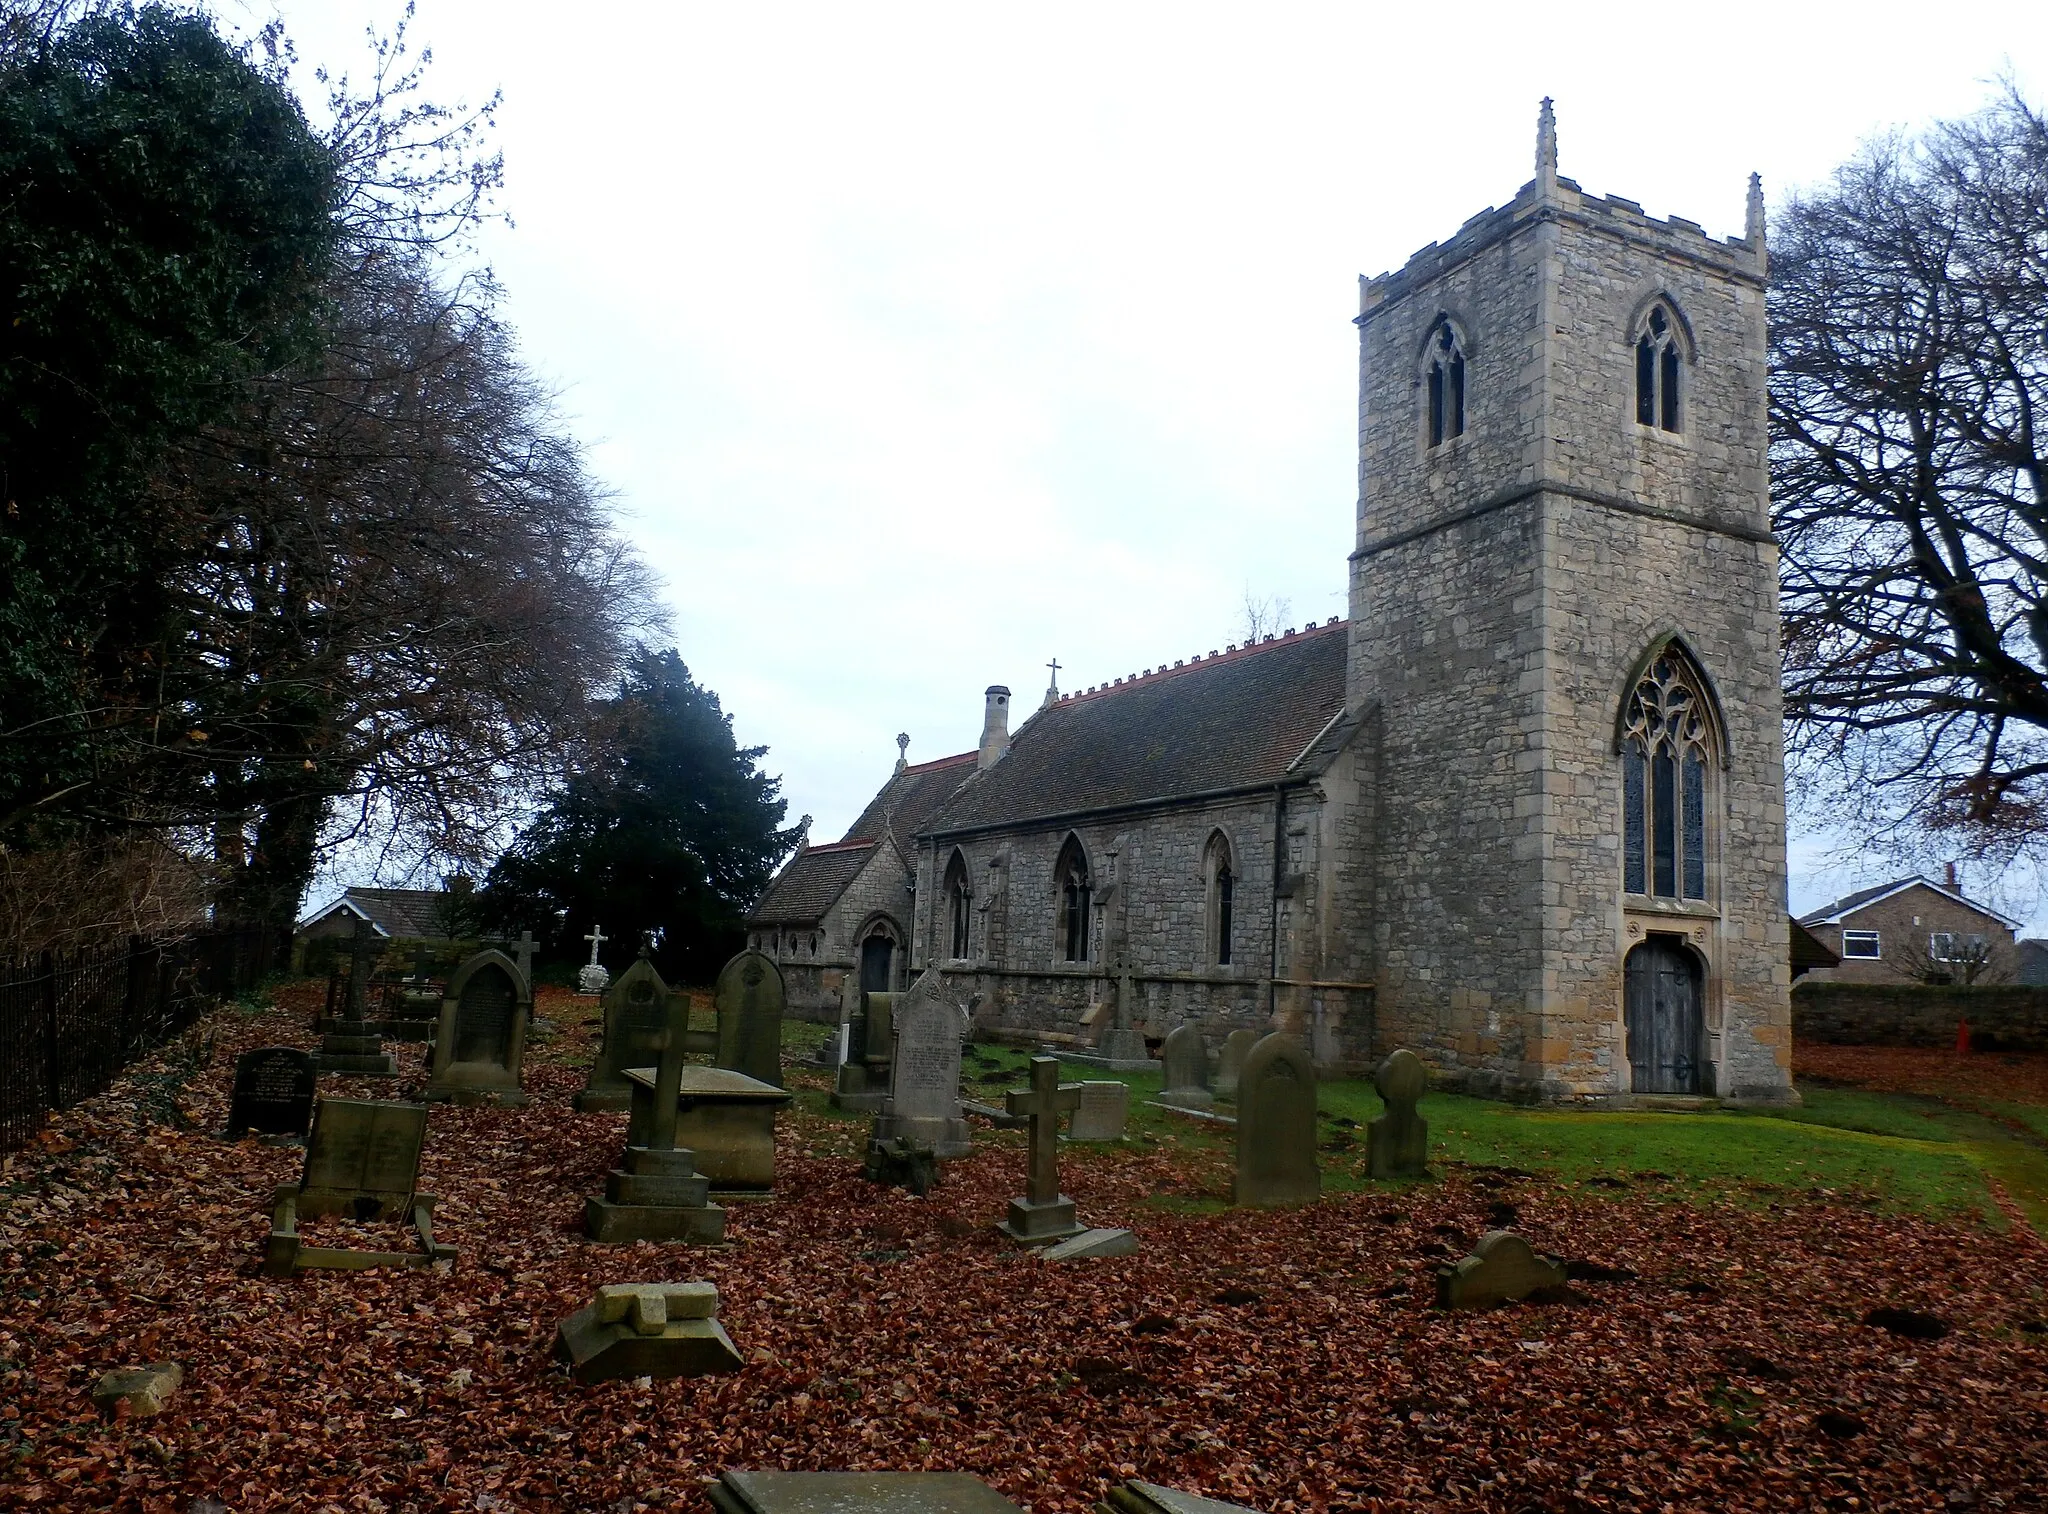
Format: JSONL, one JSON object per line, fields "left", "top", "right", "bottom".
{"left": 1796, "top": 870, "right": 2022, "bottom": 986}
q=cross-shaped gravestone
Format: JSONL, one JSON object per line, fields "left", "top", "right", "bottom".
{"left": 512, "top": 930, "right": 536, "bottom": 985}
{"left": 998, "top": 1056, "right": 1085, "bottom": 1244}
{"left": 584, "top": 923, "right": 608, "bottom": 966}
{"left": 346, "top": 913, "right": 376, "bottom": 1019}
{"left": 645, "top": 996, "right": 689, "bottom": 1152}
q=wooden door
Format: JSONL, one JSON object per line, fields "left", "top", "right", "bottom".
{"left": 859, "top": 934, "right": 895, "bottom": 994}
{"left": 1624, "top": 938, "right": 1703, "bottom": 1094}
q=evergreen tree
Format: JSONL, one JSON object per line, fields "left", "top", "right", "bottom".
{"left": 479, "top": 652, "right": 807, "bottom": 983}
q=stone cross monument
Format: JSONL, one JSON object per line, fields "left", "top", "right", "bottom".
{"left": 577, "top": 922, "right": 611, "bottom": 997}
{"left": 997, "top": 1056, "right": 1084, "bottom": 1245}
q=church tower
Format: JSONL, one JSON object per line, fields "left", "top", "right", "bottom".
{"left": 1346, "top": 102, "right": 1792, "bottom": 1103}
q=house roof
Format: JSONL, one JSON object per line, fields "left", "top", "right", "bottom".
{"left": 924, "top": 620, "right": 1350, "bottom": 835}
{"left": 295, "top": 887, "right": 453, "bottom": 938}
{"left": 1788, "top": 917, "right": 1840, "bottom": 973}
{"left": 748, "top": 840, "right": 882, "bottom": 926}
{"left": 843, "top": 751, "right": 978, "bottom": 856}
{"left": 1797, "top": 877, "right": 2024, "bottom": 932}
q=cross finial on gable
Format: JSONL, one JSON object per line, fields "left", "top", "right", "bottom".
{"left": 894, "top": 731, "right": 910, "bottom": 775}
{"left": 1043, "top": 657, "right": 1062, "bottom": 709}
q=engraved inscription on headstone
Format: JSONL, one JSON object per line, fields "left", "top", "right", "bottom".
{"left": 454, "top": 964, "right": 516, "bottom": 1065}
{"left": 225, "top": 1047, "right": 317, "bottom": 1139}
{"left": 714, "top": 950, "right": 785, "bottom": 1088}
{"left": 302, "top": 1098, "right": 429, "bottom": 1209}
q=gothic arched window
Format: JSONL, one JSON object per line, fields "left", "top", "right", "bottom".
{"left": 1056, "top": 836, "right": 1091, "bottom": 963}
{"left": 944, "top": 850, "right": 972, "bottom": 960}
{"left": 1424, "top": 316, "right": 1467, "bottom": 448}
{"left": 1203, "top": 831, "right": 1235, "bottom": 967}
{"left": 1621, "top": 648, "right": 1716, "bottom": 901}
{"left": 1635, "top": 303, "right": 1684, "bottom": 433}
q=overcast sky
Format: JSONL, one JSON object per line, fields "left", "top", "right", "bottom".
{"left": 244, "top": 1, "right": 2048, "bottom": 922}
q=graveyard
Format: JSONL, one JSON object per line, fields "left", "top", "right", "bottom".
{"left": 3, "top": 962, "right": 2047, "bottom": 1513}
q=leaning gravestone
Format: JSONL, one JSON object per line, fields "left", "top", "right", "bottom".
{"left": 577, "top": 952, "right": 679, "bottom": 1112}
{"left": 868, "top": 971, "right": 970, "bottom": 1158}
{"left": 225, "top": 1047, "right": 317, "bottom": 1140}
{"left": 1233, "top": 1032, "right": 1319, "bottom": 1207}
{"left": 1157, "top": 1022, "right": 1213, "bottom": 1110}
{"left": 1216, "top": 1028, "right": 1260, "bottom": 1102}
{"left": 714, "top": 950, "right": 785, "bottom": 1088}
{"left": 1068, "top": 1080, "right": 1129, "bottom": 1142}
{"left": 424, "top": 949, "right": 531, "bottom": 1106}
{"left": 1366, "top": 1047, "right": 1430, "bottom": 1179}
{"left": 1436, "top": 1231, "right": 1568, "bottom": 1309}
{"left": 262, "top": 1097, "right": 455, "bottom": 1275}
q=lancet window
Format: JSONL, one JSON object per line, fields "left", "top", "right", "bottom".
{"left": 1635, "top": 303, "right": 1683, "bottom": 432}
{"left": 1424, "top": 316, "right": 1466, "bottom": 447}
{"left": 1056, "top": 837, "right": 1091, "bottom": 963}
{"left": 1621, "top": 650, "right": 1714, "bottom": 901}
{"left": 944, "top": 850, "right": 972, "bottom": 960}
{"left": 1204, "top": 831, "right": 1235, "bottom": 967}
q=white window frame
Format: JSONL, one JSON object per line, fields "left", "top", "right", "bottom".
{"left": 1840, "top": 929, "right": 1881, "bottom": 959}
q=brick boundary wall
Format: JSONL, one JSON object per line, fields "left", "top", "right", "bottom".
{"left": 1792, "top": 981, "right": 2048, "bottom": 1053}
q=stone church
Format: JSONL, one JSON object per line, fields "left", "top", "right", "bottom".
{"left": 750, "top": 104, "right": 1795, "bottom": 1105}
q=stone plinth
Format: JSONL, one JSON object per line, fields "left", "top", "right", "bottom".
{"left": 585, "top": 1146, "right": 726, "bottom": 1244}
{"left": 556, "top": 1281, "right": 741, "bottom": 1383}
{"left": 999, "top": 1194, "right": 1082, "bottom": 1245}
{"left": 623, "top": 1065, "right": 791, "bottom": 1195}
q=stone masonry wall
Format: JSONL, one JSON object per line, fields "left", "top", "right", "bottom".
{"left": 1349, "top": 165, "right": 1791, "bottom": 1102}
{"left": 1794, "top": 982, "right": 2048, "bottom": 1052}
{"left": 753, "top": 845, "right": 911, "bottom": 1022}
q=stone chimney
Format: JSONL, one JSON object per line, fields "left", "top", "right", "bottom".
{"left": 1944, "top": 860, "right": 1959, "bottom": 891}
{"left": 978, "top": 686, "right": 1012, "bottom": 770}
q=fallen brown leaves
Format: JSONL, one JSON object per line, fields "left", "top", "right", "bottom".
{"left": 1, "top": 998, "right": 2045, "bottom": 1512}
{"left": 1795, "top": 1041, "right": 2048, "bottom": 1110}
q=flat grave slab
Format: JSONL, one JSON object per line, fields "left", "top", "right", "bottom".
{"left": 709, "top": 1471, "right": 1024, "bottom": 1514}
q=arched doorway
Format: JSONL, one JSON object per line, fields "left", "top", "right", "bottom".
{"left": 859, "top": 932, "right": 896, "bottom": 994}
{"left": 1623, "top": 937, "right": 1704, "bottom": 1094}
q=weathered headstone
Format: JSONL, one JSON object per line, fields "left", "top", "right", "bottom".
{"left": 709, "top": 1472, "right": 1024, "bottom": 1514}
{"left": 714, "top": 950, "right": 785, "bottom": 1087}
{"left": 424, "top": 949, "right": 531, "bottom": 1106}
{"left": 577, "top": 951, "right": 679, "bottom": 1113}
{"left": 225, "top": 1047, "right": 317, "bottom": 1139}
{"left": 1157, "top": 1022, "right": 1213, "bottom": 1110}
{"left": 624, "top": 1064, "right": 790, "bottom": 1194}
{"left": 1232, "top": 1033, "right": 1319, "bottom": 1208}
{"left": 868, "top": 971, "right": 970, "bottom": 1159}
{"left": 555, "top": 1280, "right": 742, "bottom": 1382}
{"left": 1068, "top": 1080, "right": 1129, "bottom": 1142}
{"left": 262, "top": 1098, "right": 455, "bottom": 1275}
{"left": 1435, "top": 1231, "right": 1568, "bottom": 1309}
{"left": 1366, "top": 1047, "right": 1430, "bottom": 1179}
{"left": 1216, "top": 1028, "right": 1260, "bottom": 1102}
{"left": 586, "top": 993, "right": 727, "bottom": 1243}
{"left": 832, "top": 986, "right": 894, "bottom": 1112}
{"left": 998, "top": 1056, "right": 1086, "bottom": 1244}
{"left": 317, "top": 915, "right": 397, "bottom": 1074}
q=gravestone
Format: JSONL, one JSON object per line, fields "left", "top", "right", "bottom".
{"left": 225, "top": 1047, "right": 317, "bottom": 1139}
{"left": 1216, "top": 1028, "right": 1260, "bottom": 1101}
{"left": 586, "top": 993, "right": 727, "bottom": 1244}
{"left": 1040, "top": 1227, "right": 1138, "bottom": 1261}
{"left": 262, "top": 1098, "right": 455, "bottom": 1275}
{"left": 832, "top": 986, "right": 894, "bottom": 1112}
{"left": 1068, "top": 1080, "right": 1129, "bottom": 1142}
{"left": 710, "top": 1472, "right": 1024, "bottom": 1514}
{"left": 997, "top": 1056, "right": 1086, "bottom": 1244}
{"left": 555, "top": 1280, "right": 742, "bottom": 1382}
{"left": 577, "top": 922, "right": 611, "bottom": 997}
{"left": 317, "top": 915, "right": 397, "bottom": 1074}
{"left": 577, "top": 952, "right": 679, "bottom": 1112}
{"left": 624, "top": 1065, "right": 790, "bottom": 1194}
{"left": 1436, "top": 1231, "right": 1568, "bottom": 1309}
{"left": 1366, "top": 1047, "right": 1430, "bottom": 1179}
{"left": 1232, "top": 1033, "right": 1319, "bottom": 1208}
{"left": 1157, "top": 1022, "right": 1213, "bottom": 1110}
{"left": 424, "top": 949, "right": 531, "bottom": 1106}
{"left": 714, "top": 949, "right": 785, "bottom": 1087}
{"left": 867, "top": 971, "right": 970, "bottom": 1159}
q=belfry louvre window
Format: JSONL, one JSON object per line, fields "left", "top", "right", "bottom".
{"left": 1635, "top": 305, "right": 1682, "bottom": 432}
{"left": 1425, "top": 317, "right": 1466, "bottom": 447}
{"left": 1621, "top": 650, "right": 1713, "bottom": 901}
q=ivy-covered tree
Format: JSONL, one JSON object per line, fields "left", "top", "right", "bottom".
{"left": 0, "top": 1, "right": 338, "bottom": 831}
{"left": 478, "top": 653, "right": 808, "bottom": 983}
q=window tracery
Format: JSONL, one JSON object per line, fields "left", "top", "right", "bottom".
{"left": 1424, "top": 316, "right": 1466, "bottom": 447}
{"left": 1621, "top": 650, "right": 1713, "bottom": 901}
{"left": 1635, "top": 303, "right": 1683, "bottom": 432}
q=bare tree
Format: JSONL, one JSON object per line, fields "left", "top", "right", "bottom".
{"left": 1240, "top": 586, "right": 1293, "bottom": 645}
{"left": 1885, "top": 928, "right": 2009, "bottom": 988}
{"left": 1772, "top": 88, "right": 2048, "bottom": 864}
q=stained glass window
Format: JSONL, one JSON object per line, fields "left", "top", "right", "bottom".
{"left": 1620, "top": 649, "right": 1714, "bottom": 902}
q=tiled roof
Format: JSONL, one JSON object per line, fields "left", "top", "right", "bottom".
{"left": 749, "top": 841, "right": 880, "bottom": 925}
{"left": 925, "top": 621, "right": 1349, "bottom": 834}
{"left": 843, "top": 752, "right": 977, "bottom": 854}
{"left": 297, "top": 887, "right": 454, "bottom": 938}
{"left": 1797, "top": 876, "right": 2023, "bottom": 931}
